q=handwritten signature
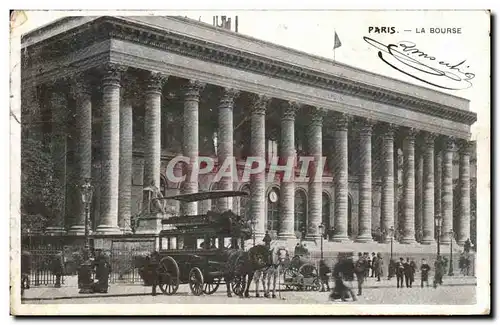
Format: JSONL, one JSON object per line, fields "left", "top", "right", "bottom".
{"left": 363, "top": 36, "right": 475, "bottom": 90}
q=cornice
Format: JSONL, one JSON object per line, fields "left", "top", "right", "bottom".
{"left": 22, "top": 16, "right": 477, "bottom": 127}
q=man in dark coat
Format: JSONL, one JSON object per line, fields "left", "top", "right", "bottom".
{"left": 363, "top": 253, "right": 371, "bottom": 278}
{"left": 329, "top": 255, "right": 356, "bottom": 302}
{"left": 371, "top": 252, "right": 377, "bottom": 277}
{"left": 52, "top": 252, "right": 65, "bottom": 288}
{"left": 403, "top": 257, "right": 413, "bottom": 288}
{"left": 395, "top": 257, "right": 405, "bottom": 288}
{"left": 150, "top": 251, "right": 160, "bottom": 296}
{"left": 375, "top": 253, "right": 383, "bottom": 281}
{"left": 354, "top": 253, "right": 366, "bottom": 296}
{"left": 263, "top": 231, "right": 272, "bottom": 249}
{"left": 409, "top": 258, "right": 417, "bottom": 287}
{"left": 433, "top": 256, "right": 445, "bottom": 288}
{"left": 93, "top": 252, "right": 111, "bottom": 293}
{"left": 319, "top": 259, "right": 331, "bottom": 292}
{"left": 420, "top": 259, "right": 431, "bottom": 287}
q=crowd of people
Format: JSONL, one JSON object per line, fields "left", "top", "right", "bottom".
{"left": 326, "top": 252, "right": 451, "bottom": 302}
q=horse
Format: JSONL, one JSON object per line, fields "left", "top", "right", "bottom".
{"left": 253, "top": 245, "right": 290, "bottom": 298}
{"left": 220, "top": 244, "right": 271, "bottom": 298}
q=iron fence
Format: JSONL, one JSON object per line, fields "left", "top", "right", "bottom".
{"left": 109, "top": 240, "right": 156, "bottom": 284}
{"left": 23, "top": 249, "right": 65, "bottom": 286}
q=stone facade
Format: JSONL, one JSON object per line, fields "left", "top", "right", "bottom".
{"left": 21, "top": 16, "right": 477, "bottom": 247}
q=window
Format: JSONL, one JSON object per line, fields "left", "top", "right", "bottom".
{"left": 267, "top": 188, "right": 279, "bottom": 231}
{"left": 267, "top": 139, "right": 278, "bottom": 162}
{"left": 294, "top": 190, "right": 307, "bottom": 233}
{"left": 322, "top": 192, "right": 331, "bottom": 238}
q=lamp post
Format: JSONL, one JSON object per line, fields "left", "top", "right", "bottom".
{"left": 81, "top": 178, "right": 94, "bottom": 260}
{"left": 318, "top": 223, "right": 325, "bottom": 260}
{"left": 435, "top": 214, "right": 442, "bottom": 257}
{"left": 79, "top": 178, "right": 94, "bottom": 294}
{"left": 387, "top": 226, "right": 394, "bottom": 279}
{"left": 448, "top": 229, "right": 454, "bottom": 276}
{"left": 251, "top": 219, "right": 256, "bottom": 247}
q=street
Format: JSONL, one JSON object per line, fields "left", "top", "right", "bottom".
{"left": 22, "top": 276, "right": 476, "bottom": 305}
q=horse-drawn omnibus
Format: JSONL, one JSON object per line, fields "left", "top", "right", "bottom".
{"left": 137, "top": 190, "right": 269, "bottom": 298}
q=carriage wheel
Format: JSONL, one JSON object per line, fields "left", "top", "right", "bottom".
{"left": 231, "top": 275, "right": 246, "bottom": 296}
{"left": 312, "top": 277, "right": 321, "bottom": 291}
{"left": 203, "top": 278, "right": 221, "bottom": 295}
{"left": 158, "top": 256, "right": 180, "bottom": 295}
{"left": 188, "top": 267, "right": 204, "bottom": 296}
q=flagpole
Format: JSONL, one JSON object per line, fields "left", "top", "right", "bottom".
{"left": 333, "top": 28, "right": 336, "bottom": 62}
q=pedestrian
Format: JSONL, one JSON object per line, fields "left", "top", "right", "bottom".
{"left": 294, "top": 243, "right": 301, "bottom": 256}
{"left": 396, "top": 257, "right": 405, "bottom": 288}
{"left": 363, "top": 252, "right": 371, "bottom": 278}
{"left": 329, "top": 254, "right": 356, "bottom": 302}
{"left": 375, "top": 253, "right": 384, "bottom": 281}
{"left": 403, "top": 257, "right": 412, "bottom": 288}
{"left": 150, "top": 251, "right": 160, "bottom": 296}
{"left": 263, "top": 231, "right": 272, "bottom": 249}
{"left": 388, "top": 259, "right": 395, "bottom": 280}
{"left": 433, "top": 256, "right": 444, "bottom": 288}
{"left": 93, "top": 251, "right": 111, "bottom": 293}
{"left": 371, "top": 252, "right": 376, "bottom": 277}
{"left": 52, "top": 252, "right": 65, "bottom": 288}
{"left": 409, "top": 258, "right": 417, "bottom": 286}
{"left": 354, "top": 253, "right": 365, "bottom": 296}
{"left": 420, "top": 259, "right": 431, "bottom": 287}
{"left": 319, "top": 259, "right": 331, "bottom": 292}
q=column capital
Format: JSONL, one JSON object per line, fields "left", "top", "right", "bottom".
{"left": 183, "top": 80, "right": 205, "bottom": 101}
{"left": 332, "top": 112, "right": 350, "bottom": 131}
{"left": 423, "top": 132, "right": 438, "bottom": 146}
{"left": 70, "top": 74, "right": 92, "bottom": 99}
{"left": 379, "top": 122, "right": 398, "bottom": 138}
{"left": 282, "top": 101, "right": 300, "bottom": 120}
{"left": 251, "top": 94, "right": 270, "bottom": 115}
{"left": 102, "top": 63, "right": 127, "bottom": 86}
{"left": 308, "top": 107, "right": 325, "bottom": 126}
{"left": 401, "top": 127, "right": 419, "bottom": 140}
{"left": 457, "top": 139, "right": 474, "bottom": 154}
{"left": 354, "top": 118, "right": 375, "bottom": 135}
{"left": 442, "top": 136, "right": 456, "bottom": 151}
{"left": 220, "top": 87, "right": 240, "bottom": 107}
{"left": 145, "top": 72, "right": 168, "bottom": 93}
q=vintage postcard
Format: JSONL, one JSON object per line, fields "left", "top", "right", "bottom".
{"left": 10, "top": 9, "right": 490, "bottom": 315}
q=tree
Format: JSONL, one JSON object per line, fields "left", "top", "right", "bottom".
{"left": 21, "top": 135, "right": 64, "bottom": 232}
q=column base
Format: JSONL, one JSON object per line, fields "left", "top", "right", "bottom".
{"left": 399, "top": 237, "right": 417, "bottom": 244}
{"left": 420, "top": 238, "right": 436, "bottom": 245}
{"left": 45, "top": 227, "right": 66, "bottom": 235}
{"left": 278, "top": 233, "right": 297, "bottom": 240}
{"left": 355, "top": 235, "right": 373, "bottom": 243}
{"left": 67, "top": 225, "right": 86, "bottom": 236}
{"left": 331, "top": 234, "right": 351, "bottom": 242}
{"left": 94, "top": 225, "right": 122, "bottom": 235}
{"left": 121, "top": 227, "right": 133, "bottom": 235}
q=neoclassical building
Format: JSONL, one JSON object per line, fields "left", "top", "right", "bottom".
{"left": 21, "top": 16, "right": 477, "bottom": 249}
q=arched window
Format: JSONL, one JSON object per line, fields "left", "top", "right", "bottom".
{"left": 267, "top": 188, "right": 279, "bottom": 232}
{"left": 322, "top": 192, "right": 331, "bottom": 238}
{"left": 239, "top": 185, "right": 250, "bottom": 220}
{"left": 294, "top": 190, "right": 307, "bottom": 234}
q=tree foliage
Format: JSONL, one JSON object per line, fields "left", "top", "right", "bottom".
{"left": 21, "top": 135, "right": 64, "bottom": 232}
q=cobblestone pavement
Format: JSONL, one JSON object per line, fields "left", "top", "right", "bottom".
{"left": 22, "top": 276, "right": 476, "bottom": 305}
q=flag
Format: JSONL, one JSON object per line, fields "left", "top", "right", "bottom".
{"left": 333, "top": 31, "right": 342, "bottom": 50}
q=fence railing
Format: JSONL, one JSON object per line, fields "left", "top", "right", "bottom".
{"left": 22, "top": 249, "right": 65, "bottom": 287}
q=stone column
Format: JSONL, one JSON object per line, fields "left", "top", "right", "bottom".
{"left": 401, "top": 128, "right": 417, "bottom": 244}
{"left": 421, "top": 133, "right": 436, "bottom": 244}
{"left": 67, "top": 77, "right": 93, "bottom": 235}
{"left": 216, "top": 88, "right": 239, "bottom": 211}
{"left": 434, "top": 142, "right": 443, "bottom": 240}
{"left": 332, "top": 113, "right": 349, "bottom": 242}
{"left": 381, "top": 124, "right": 395, "bottom": 242}
{"left": 250, "top": 95, "right": 268, "bottom": 238}
{"left": 46, "top": 89, "right": 68, "bottom": 235}
{"left": 278, "top": 102, "right": 299, "bottom": 239}
{"left": 182, "top": 80, "right": 204, "bottom": 216}
{"left": 307, "top": 108, "right": 323, "bottom": 239}
{"left": 356, "top": 119, "right": 373, "bottom": 242}
{"left": 441, "top": 137, "right": 455, "bottom": 244}
{"left": 118, "top": 83, "right": 134, "bottom": 234}
{"left": 96, "top": 64, "right": 124, "bottom": 234}
{"left": 415, "top": 140, "right": 424, "bottom": 242}
{"left": 457, "top": 140, "right": 471, "bottom": 245}
{"left": 143, "top": 73, "right": 167, "bottom": 192}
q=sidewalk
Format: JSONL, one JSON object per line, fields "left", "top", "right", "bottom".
{"left": 21, "top": 275, "right": 477, "bottom": 302}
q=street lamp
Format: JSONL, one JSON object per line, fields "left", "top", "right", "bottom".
{"left": 79, "top": 178, "right": 94, "bottom": 294}
{"left": 318, "top": 223, "right": 325, "bottom": 259}
{"left": 387, "top": 226, "right": 394, "bottom": 279}
{"left": 435, "top": 214, "right": 442, "bottom": 257}
{"left": 81, "top": 178, "right": 94, "bottom": 260}
{"left": 448, "top": 229, "right": 454, "bottom": 276}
